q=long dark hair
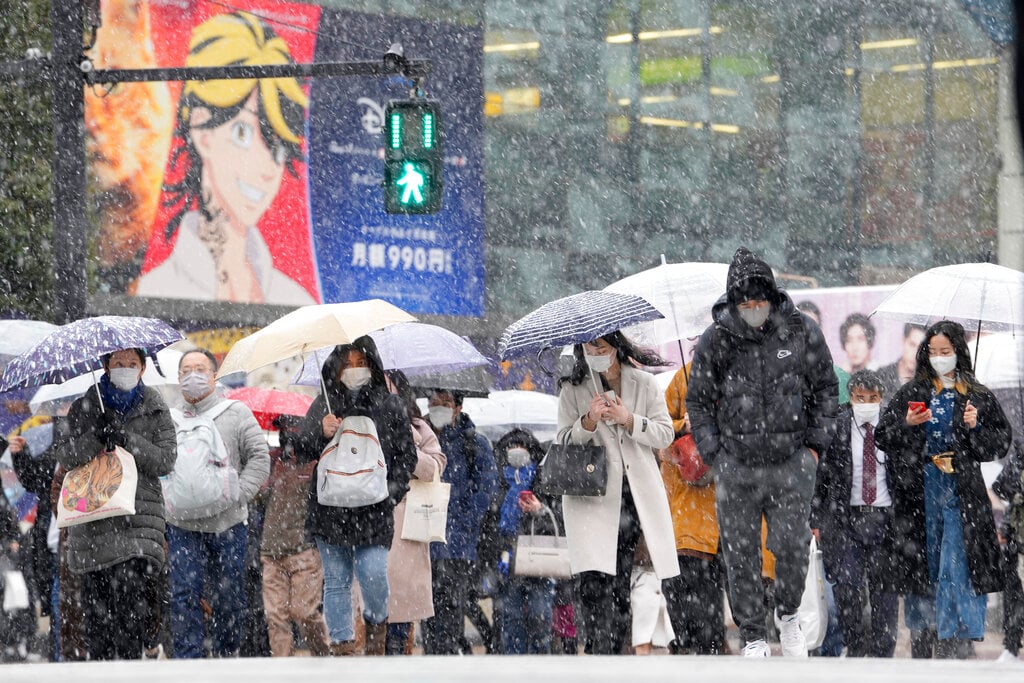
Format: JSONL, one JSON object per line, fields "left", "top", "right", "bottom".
{"left": 913, "top": 320, "right": 981, "bottom": 394}
{"left": 558, "top": 330, "right": 669, "bottom": 389}
{"left": 385, "top": 368, "right": 422, "bottom": 419}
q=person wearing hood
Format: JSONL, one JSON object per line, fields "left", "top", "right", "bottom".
{"left": 421, "top": 388, "right": 498, "bottom": 655}
{"left": 875, "top": 320, "right": 1011, "bottom": 659}
{"left": 687, "top": 247, "right": 839, "bottom": 658}
{"left": 53, "top": 348, "right": 177, "bottom": 660}
{"left": 166, "top": 348, "right": 270, "bottom": 659}
{"left": 293, "top": 337, "right": 417, "bottom": 656}
{"left": 493, "top": 428, "right": 561, "bottom": 655}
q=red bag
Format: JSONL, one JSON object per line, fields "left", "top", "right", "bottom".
{"left": 665, "top": 434, "right": 711, "bottom": 486}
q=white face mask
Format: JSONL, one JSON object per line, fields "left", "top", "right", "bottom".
{"left": 180, "top": 371, "right": 213, "bottom": 402}
{"left": 929, "top": 354, "right": 958, "bottom": 378}
{"left": 340, "top": 367, "right": 372, "bottom": 391}
{"left": 428, "top": 405, "right": 454, "bottom": 429}
{"left": 506, "top": 447, "right": 531, "bottom": 469}
{"left": 852, "top": 402, "right": 880, "bottom": 426}
{"left": 584, "top": 352, "right": 613, "bottom": 373}
{"left": 738, "top": 304, "right": 771, "bottom": 329}
{"left": 109, "top": 367, "right": 140, "bottom": 392}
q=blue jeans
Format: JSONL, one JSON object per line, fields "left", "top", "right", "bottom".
{"left": 167, "top": 522, "right": 248, "bottom": 658}
{"left": 315, "top": 538, "right": 389, "bottom": 643}
{"left": 500, "top": 577, "right": 554, "bottom": 654}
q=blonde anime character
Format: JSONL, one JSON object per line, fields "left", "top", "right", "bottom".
{"left": 135, "top": 11, "right": 317, "bottom": 305}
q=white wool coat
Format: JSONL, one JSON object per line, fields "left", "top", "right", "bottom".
{"left": 556, "top": 364, "right": 679, "bottom": 580}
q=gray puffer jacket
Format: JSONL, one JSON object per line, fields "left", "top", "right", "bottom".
{"left": 55, "top": 385, "right": 177, "bottom": 574}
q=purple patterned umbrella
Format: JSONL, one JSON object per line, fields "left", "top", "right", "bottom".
{"left": 0, "top": 315, "right": 185, "bottom": 393}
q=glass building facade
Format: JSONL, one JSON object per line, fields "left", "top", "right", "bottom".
{"left": 385, "top": 0, "right": 1002, "bottom": 330}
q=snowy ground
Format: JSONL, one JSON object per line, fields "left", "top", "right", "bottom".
{"left": 1, "top": 655, "right": 1022, "bottom": 682}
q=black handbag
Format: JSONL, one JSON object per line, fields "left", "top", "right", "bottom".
{"left": 537, "top": 440, "right": 607, "bottom": 497}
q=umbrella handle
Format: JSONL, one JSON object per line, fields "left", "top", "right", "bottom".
{"left": 92, "top": 373, "right": 105, "bottom": 412}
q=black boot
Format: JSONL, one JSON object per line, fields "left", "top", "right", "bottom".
{"left": 911, "top": 628, "right": 936, "bottom": 659}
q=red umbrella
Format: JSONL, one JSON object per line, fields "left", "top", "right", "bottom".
{"left": 225, "top": 387, "right": 314, "bottom": 430}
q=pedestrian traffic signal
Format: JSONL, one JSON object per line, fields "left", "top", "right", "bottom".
{"left": 383, "top": 99, "right": 442, "bottom": 214}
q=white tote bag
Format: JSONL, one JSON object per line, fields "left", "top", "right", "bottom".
{"left": 798, "top": 536, "right": 829, "bottom": 650}
{"left": 3, "top": 570, "right": 30, "bottom": 612}
{"left": 513, "top": 508, "right": 572, "bottom": 579}
{"left": 56, "top": 446, "right": 138, "bottom": 529}
{"left": 401, "top": 467, "right": 450, "bottom": 543}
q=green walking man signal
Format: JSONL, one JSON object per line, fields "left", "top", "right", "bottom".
{"left": 383, "top": 99, "right": 443, "bottom": 214}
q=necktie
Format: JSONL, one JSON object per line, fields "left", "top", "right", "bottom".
{"left": 862, "top": 422, "right": 876, "bottom": 505}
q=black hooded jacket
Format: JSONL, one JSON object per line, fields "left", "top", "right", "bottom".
{"left": 294, "top": 343, "right": 417, "bottom": 548}
{"left": 686, "top": 248, "right": 839, "bottom": 466}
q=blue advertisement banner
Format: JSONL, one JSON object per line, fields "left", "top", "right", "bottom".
{"left": 309, "top": 10, "right": 485, "bottom": 316}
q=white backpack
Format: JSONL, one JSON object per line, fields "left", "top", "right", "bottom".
{"left": 317, "top": 414, "right": 389, "bottom": 508}
{"left": 163, "top": 400, "right": 241, "bottom": 521}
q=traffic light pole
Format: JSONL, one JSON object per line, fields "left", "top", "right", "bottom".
{"left": 34, "top": 2, "right": 430, "bottom": 323}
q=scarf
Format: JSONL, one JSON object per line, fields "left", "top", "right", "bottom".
{"left": 98, "top": 373, "right": 145, "bottom": 416}
{"left": 498, "top": 463, "right": 536, "bottom": 537}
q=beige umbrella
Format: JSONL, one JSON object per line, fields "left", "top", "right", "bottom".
{"left": 218, "top": 299, "right": 416, "bottom": 377}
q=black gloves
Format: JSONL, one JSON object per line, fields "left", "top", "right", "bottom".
{"left": 95, "top": 410, "right": 129, "bottom": 450}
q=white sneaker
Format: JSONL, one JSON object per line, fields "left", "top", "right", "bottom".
{"left": 996, "top": 649, "right": 1020, "bottom": 664}
{"left": 742, "top": 639, "right": 771, "bottom": 657}
{"left": 775, "top": 611, "right": 808, "bottom": 658}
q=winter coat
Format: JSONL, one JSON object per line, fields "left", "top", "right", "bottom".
{"left": 875, "top": 380, "right": 1012, "bottom": 595}
{"left": 660, "top": 365, "right": 718, "bottom": 556}
{"left": 295, "top": 380, "right": 417, "bottom": 549}
{"left": 992, "top": 440, "right": 1024, "bottom": 542}
{"left": 54, "top": 386, "right": 177, "bottom": 573}
{"left": 557, "top": 364, "right": 679, "bottom": 580}
{"left": 492, "top": 429, "right": 563, "bottom": 563}
{"left": 810, "top": 405, "right": 897, "bottom": 590}
{"left": 687, "top": 292, "right": 838, "bottom": 467}
{"left": 388, "top": 416, "right": 446, "bottom": 622}
{"left": 260, "top": 452, "right": 317, "bottom": 558}
{"left": 167, "top": 392, "right": 270, "bottom": 534}
{"left": 430, "top": 412, "right": 498, "bottom": 562}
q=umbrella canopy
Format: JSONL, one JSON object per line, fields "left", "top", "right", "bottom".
{"left": 224, "top": 386, "right": 314, "bottom": 430}
{"left": 416, "top": 390, "right": 560, "bottom": 443}
{"left": 497, "top": 290, "right": 664, "bottom": 360}
{"left": 0, "top": 315, "right": 185, "bottom": 393}
{"left": 870, "top": 263, "right": 1024, "bottom": 331}
{"left": 604, "top": 262, "right": 729, "bottom": 346}
{"left": 29, "top": 348, "right": 183, "bottom": 416}
{"left": 0, "top": 319, "right": 59, "bottom": 360}
{"left": 292, "top": 322, "right": 489, "bottom": 386}
{"left": 218, "top": 300, "right": 416, "bottom": 377}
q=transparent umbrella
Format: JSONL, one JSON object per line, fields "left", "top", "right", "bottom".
{"left": 604, "top": 260, "right": 729, "bottom": 347}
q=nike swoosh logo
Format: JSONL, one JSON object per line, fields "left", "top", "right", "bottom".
{"left": 777, "top": 350, "right": 792, "bottom": 359}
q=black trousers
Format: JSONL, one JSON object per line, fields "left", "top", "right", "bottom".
{"left": 576, "top": 479, "right": 642, "bottom": 655}
{"left": 1003, "top": 540, "right": 1024, "bottom": 655}
{"left": 422, "top": 558, "right": 471, "bottom": 655}
{"left": 663, "top": 553, "right": 726, "bottom": 654}
{"left": 79, "top": 558, "right": 159, "bottom": 660}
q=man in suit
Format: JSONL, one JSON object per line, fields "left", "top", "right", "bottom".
{"left": 810, "top": 369, "right": 898, "bottom": 657}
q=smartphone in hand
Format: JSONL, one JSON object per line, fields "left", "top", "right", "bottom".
{"left": 908, "top": 401, "right": 927, "bottom": 413}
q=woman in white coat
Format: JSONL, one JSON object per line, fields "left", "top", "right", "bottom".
{"left": 556, "top": 331, "right": 679, "bottom": 654}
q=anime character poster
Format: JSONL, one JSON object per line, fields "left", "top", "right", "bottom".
{"left": 88, "top": 0, "right": 321, "bottom": 305}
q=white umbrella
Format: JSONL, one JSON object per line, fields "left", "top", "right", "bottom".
{"left": 0, "top": 319, "right": 58, "bottom": 360}
{"left": 218, "top": 300, "right": 416, "bottom": 377}
{"left": 604, "top": 261, "right": 729, "bottom": 347}
{"left": 462, "top": 390, "right": 561, "bottom": 443}
{"left": 292, "top": 322, "right": 489, "bottom": 385}
{"left": 871, "top": 262, "right": 1024, "bottom": 331}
